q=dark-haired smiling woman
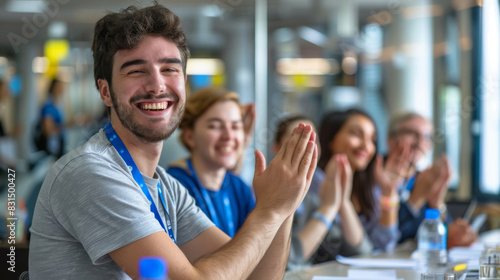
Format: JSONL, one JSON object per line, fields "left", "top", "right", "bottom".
{"left": 304, "top": 109, "right": 413, "bottom": 264}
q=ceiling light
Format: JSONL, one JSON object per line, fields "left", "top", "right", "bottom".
{"left": 187, "top": 59, "right": 225, "bottom": 75}
{"left": 32, "top": 57, "right": 49, "bottom": 73}
{"left": 402, "top": 5, "right": 443, "bottom": 19}
{"left": 276, "top": 58, "right": 340, "bottom": 75}
{"left": 342, "top": 56, "right": 357, "bottom": 75}
{"left": 201, "top": 5, "right": 222, "bottom": 17}
{"left": 6, "top": 0, "right": 47, "bottom": 13}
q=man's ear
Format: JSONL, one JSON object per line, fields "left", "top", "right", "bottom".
{"left": 98, "top": 79, "right": 113, "bottom": 108}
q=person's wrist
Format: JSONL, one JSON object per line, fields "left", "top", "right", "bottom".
{"left": 438, "top": 203, "right": 447, "bottom": 217}
{"left": 380, "top": 186, "right": 398, "bottom": 197}
{"left": 407, "top": 194, "right": 426, "bottom": 210}
{"left": 253, "top": 203, "right": 287, "bottom": 224}
{"left": 318, "top": 204, "right": 338, "bottom": 221}
{"left": 379, "top": 194, "right": 400, "bottom": 212}
{"left": 312, "top": 210, "right": 333, "bottom": 229}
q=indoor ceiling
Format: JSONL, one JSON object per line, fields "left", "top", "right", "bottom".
{"left": 0, "top": 0, "right": 446, "bottom": 57}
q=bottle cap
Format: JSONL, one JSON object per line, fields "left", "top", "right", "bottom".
{"left": 425, "top": 208, "right": 440, "bottom": 219}
{"left": 139, "top": 256, "right": 167, "bottom": 278}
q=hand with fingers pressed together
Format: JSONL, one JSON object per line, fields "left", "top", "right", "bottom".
{"left": 335, "top": 154, "right": 354, "bottom": 206}
{"left": 319, "top": 155, "right": 344, "bottom": 216}
{"left": 272, "top": 115, "right": 345, "bottom": 269}
{"left": 427, "top": 155, "right": 452, "bottom": 210}
{"left": 405, "top": 154, "right": 451, "bottom": 212}
{"left": 374, "top": 141, "right": 414, "bottom": 197}
{"left": 253, "top": 122, "right": 318, "bottom": 218}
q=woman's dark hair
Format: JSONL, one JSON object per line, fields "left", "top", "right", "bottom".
{"left": 274, "top": 115, "right": 314, "bottom": 145}
{"left": 317, "top": 108, "right": 378, "bottom": 219}
{"left": 91, "top": 3, "right": 189, "bottom": 89}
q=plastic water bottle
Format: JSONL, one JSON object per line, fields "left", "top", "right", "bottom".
{"left": 138, "top": 257, "right": 169, "bottom": 280}
{"left": 417, "top": 208, "right": 448, "bottom": 271}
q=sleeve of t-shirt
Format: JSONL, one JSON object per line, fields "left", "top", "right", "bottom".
{"left": 162, "top": 173, "right": 214, "bottom": 246}
{"left": 50, "top": 153, "right": 164, "bottom": 265}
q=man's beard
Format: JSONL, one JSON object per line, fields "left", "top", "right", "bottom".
{"left": 109, "top": 86, "right": 184, "bottom": 143}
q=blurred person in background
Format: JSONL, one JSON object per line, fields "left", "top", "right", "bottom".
{"left": 313, "top": 109, "right": 413, "bottom": 262}
{"left": 387, "top": 112, "right": 477, "bottom": 248}
{"left": 0, "top": 78, "right": 19, "bottom": 171}
{"left": 0, "top": 78, "right": 13, "bottom": 242}
{"left": 34, "top": 78, "right": 67, "bottom": 159}
{"left": 282, "top": 109, "right": 413, "bottom": 268}
{"left": 274, "top": 115, "right": 366, "bottom": 270}
{"left": 0, "top": 79, "right": 8, "bottom": 138}
{"left": 167, "top": 87, "right": 255, "bottom": 237}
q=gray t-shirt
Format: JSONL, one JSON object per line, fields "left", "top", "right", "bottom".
{"left": 29, "top": 130, "right": 213, "bottom": 279}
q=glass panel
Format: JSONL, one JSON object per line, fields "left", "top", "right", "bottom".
{"left": 479, "top": 0, "right": 500, "bottom": 195}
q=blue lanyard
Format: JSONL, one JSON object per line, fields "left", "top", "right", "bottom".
{"left": 104, "top": 123, "right": 176, "bottom": 244}
{"left": 400, "top": 174, "right": 417, "bottom": 202}
{"left": 405, "top": 175, "right": 416, "bottom": 191}
{"left": 187, "top": 159, "right": 235, "bottom": 237}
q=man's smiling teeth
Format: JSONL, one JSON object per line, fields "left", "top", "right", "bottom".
{"left": 140, "top": 102, "right": 168, "bottom": 110}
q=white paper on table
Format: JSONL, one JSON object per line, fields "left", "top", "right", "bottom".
{"left": 448, "top": 244, "right": 485, "bottom": 271}
{"left": 336, "top": 255, "right": 418, "bottom": 269}
{"left": 348, "top": 269, "right": 396, "bottom": 278}
{"left": 448, "top": 246, "right": 484, "bottom": 263}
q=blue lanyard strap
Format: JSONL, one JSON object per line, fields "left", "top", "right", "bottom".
{"left": 104, "top": 122, "right": 176, "bottom": 244}
{"left": 400, "top": 174, "right": 417, "bottom": 202}
{"left": 405, "top": 175, "right": 417, "bottom": 191}
{"left": 187, "top": 159, "right": 235, "bottom": 237}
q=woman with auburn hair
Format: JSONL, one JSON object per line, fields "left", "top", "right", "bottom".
{"left": 167, "top": 87, "right": 255, "bottom": 237}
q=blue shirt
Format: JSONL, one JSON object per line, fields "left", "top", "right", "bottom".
{"left": 37, "top": 98, "right": 65, "bottom": 157}
{"left": 167, "top": 159, "right": 255, "bottom": 237}
{"left": 41, "top": 98, "right": 64, "bottom": 126}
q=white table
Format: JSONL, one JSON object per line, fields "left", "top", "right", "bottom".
{"left": 284, "top": 229, "right": 500, "bottom": 280}
{"left": 284, "top": 248, "right": 422, "bottom": 280}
